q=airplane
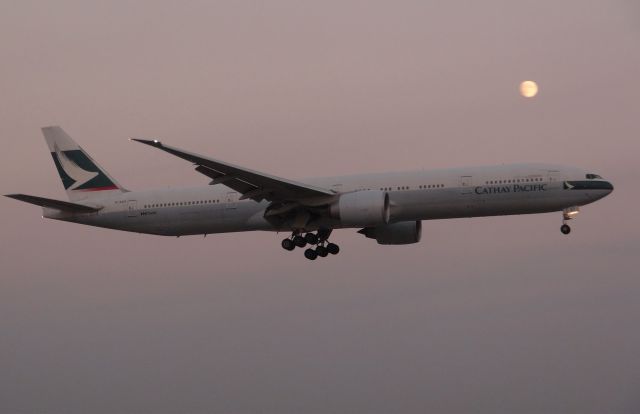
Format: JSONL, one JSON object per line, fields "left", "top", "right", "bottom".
{"left": 6, "top": 126, "right": 614, "bottom": 260}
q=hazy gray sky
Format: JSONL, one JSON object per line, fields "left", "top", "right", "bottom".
{"left": 1, "top": 1, "right": 639, "bottom": 413}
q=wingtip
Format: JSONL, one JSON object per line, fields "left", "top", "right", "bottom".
{"left": 130, "top": 138, "right": 162, "bottom": 146}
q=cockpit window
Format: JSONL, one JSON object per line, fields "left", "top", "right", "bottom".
{"left": 586, "top": 173, "right": 603, "bottom": 179}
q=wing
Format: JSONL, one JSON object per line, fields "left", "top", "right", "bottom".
{"left": 131, "top": 139, "right": 335, "bottom": 203}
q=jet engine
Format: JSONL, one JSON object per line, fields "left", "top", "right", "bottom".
{"left": 330, "top": 190, "right": 390, "bottom": 227}
{"left": 358, "top": 221, "right": 422, "bottom": 245}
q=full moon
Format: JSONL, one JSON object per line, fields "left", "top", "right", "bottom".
{"left": 520, "top": 80, "right": 538, "bottom": 98}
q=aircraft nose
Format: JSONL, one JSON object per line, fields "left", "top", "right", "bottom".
{"left": 604, "top": 181, "right": 614, "bottom": 193}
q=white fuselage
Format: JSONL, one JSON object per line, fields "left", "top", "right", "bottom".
{"left": 45, "top": 163, "right": 613, "bottom": 236}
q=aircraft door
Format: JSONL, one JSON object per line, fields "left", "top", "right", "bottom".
{"left": 460, "top": 176, "right": 473, "bottom": 194}
{"left": 127, "top": 200, "right": 137, "bottom": 218}
{"left": 224, "top": 191, "right": 238, "bottom": 215}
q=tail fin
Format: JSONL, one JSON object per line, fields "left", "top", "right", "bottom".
{"left": 42, "top": 126, "right": 126, "bottom": 201}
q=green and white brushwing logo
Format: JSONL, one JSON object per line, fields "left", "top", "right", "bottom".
{"left": 51, "top": 145, "right": 117, "bottom": 191}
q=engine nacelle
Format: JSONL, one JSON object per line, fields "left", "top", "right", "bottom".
{"left": 330, "top": 190, "right": 390, "bottom": 227}
{"left": 358, "top": 221, "right": 422, "bottom": 245}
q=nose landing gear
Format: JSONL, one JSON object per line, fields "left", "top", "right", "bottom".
{"left": 281, "top": 229, "right": 340, "bottom": 260}
{"left": 560, "top": 206, "right": 579, "bottom": 235}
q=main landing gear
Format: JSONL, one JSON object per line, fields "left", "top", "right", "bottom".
{"left": 560, "top": 206, "right": 579, "bottom": 235}
{"left": 281, "top": 230, "right": 340, "bottom": 260}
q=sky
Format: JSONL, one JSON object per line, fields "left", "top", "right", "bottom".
{"left": 1, "top": 1, "right": 639, "bottom": 413}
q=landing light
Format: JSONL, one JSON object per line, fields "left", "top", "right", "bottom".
{"left": 153, "top": 139, "right": 159, "bottom": 144}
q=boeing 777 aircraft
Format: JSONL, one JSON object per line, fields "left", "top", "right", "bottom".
{"left": 6, "top": 127, "right": 614, "bottom": 260}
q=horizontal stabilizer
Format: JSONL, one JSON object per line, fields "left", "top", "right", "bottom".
{"left": 5, "top": 194, "right": 101, "bottom": 213}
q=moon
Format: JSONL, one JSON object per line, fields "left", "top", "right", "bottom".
{"left": 520, "top": 80, "right": 538, "bottom": 98}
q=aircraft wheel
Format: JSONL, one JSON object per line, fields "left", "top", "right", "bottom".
{"left": 560, "top": 224, "right": 571, "bottom": 235}
{"left": 326, "top": 243, "right": 340, "bottom": 255}
{"left": 304, "top": 248, "right": 318, "bottom": 260}
{"left": 281, "top": 238, "right": 295, "bottom": 251}
{"left": 305, "top": 232, "right": 319, "bottom": 245}
{"left": 316, "top": 245, "right": 328, "bottom": 257}
{"left": 293, "top": 235, "right": 307, "bottom": 248}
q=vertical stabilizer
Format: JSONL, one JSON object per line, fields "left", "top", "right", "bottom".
{"left": 42, "top": 126, "right": 125, "bottom": 201}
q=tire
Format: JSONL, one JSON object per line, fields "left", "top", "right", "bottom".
{"left": 281, "top": 238, "right": 295, "bottom": 251}
{"left": 316, "top": 245, "right": 328, "bottom": 257}
{"left": 304, "top": 248, "right": 318, "bottom": 260}
{"left": 293, "top": 235, "right": 307, "bottom": 248}
{"left": 560, "top": 224, "right": 571, "bottom": 235}
{"left": 326, "top": 243, "right": 340, "bottom": 255}
{"left": 305, "top": 233, "right": 319, "bottom": 245}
